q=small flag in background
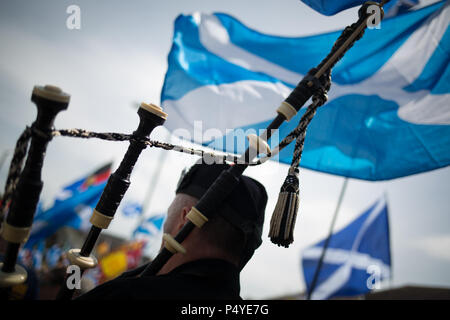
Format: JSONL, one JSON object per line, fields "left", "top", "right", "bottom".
{"left": 24, "top": 163, "right": 112, "bottom": 249}
{"left": 99, "top": 250, "right": 128, "bottom": 280}
{"left": 132, "top": 214, "right": 166, "bottom": 239}
{"left": 132, "top": 214, "right": 166, "bottom": 257}
{"left": 302, "top": 196, "right": 391, "bottom": 299}
{"left": 384, "top": 0, "right": 420, "bottom": 18}
{"left": 301, "top": 0, "right": 368, "bottom": 16}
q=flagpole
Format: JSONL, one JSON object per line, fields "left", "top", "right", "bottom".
{"left": 0, "top": 149, "right": 10, "bottom": 174}
{"left": 306, "top": 176, "right": 349, "bottom": 300}
{"left": 383, "top": 190, "right": 394, "bottom": 290}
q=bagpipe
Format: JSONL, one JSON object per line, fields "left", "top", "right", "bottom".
{"left": 0, "top": 1, "right": 389, "bottom": 300}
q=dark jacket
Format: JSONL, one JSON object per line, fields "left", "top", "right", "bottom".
{"left": 76, "top": 259, "right": 242, "bottom": 300}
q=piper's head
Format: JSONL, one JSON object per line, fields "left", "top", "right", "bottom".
{"left": 162, "top": 163, "right": 268, "bottom": 271}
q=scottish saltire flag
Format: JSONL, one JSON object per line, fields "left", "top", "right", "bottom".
{"left": 121, "top": 201, "right": 143, "bottom": 218}
{"left": 161, "top": 1, "right": 450, "bottom": 181}
{"left": 301, "top": 0, "right": 367, "bottom": 16}
{"left": 24, "top": 163, "right": 112, "bottom": 249}
{"left": 302, "top": 197, "right": 391, "bottom": 299}
{"left": 132, "top": 214, "right": 166, "bottom": 240}
{"left": 132, "top": 214, "right": 166, "bottom": 257}
{"left": 301, "top": 0, "right": 418, "bottom": 16}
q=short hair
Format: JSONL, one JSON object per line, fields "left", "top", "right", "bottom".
{"left": 198, "top": 208, "right": 246, "bottom": 261}
{"left": 175, "top": 194, "right": 250, "bottom": 268}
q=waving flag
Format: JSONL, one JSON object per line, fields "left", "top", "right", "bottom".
{"left": 301, "top": 0, "right": 367, "bottom": 16}
{"left": 121, "top": 201, "right": 143, "bottom": 218}
{"left": 384, "top": 0, "right": 420, "bottom": 18}
{"left": 24, "top": 163, "right": 112, "bottom": 248}
{"left": 300, "top": 0, "right": 419, "bottom": 16}
{"left": 132, "top": 214, "right": 166, "bottom": 257}
{"left": 302, "top": 197, "right": 391, "bottom": 299}
{"left": 98, "top": 241, "right": 146, "bottom": 281}
{"left": 132, "top": 214, "right": 165, "bottom": 239}
{"left": 161, "top": 1, "right": 449, "bottom": 181}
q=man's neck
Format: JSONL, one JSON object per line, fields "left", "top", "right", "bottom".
{"left": 157, "top": 242, "right": 238, "bottom": 275}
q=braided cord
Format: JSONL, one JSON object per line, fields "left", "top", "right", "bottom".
{"left": 0, "top": 127, "right": 32, "bottom": 220}
{"left": 53, "top": 129, "right": 132, "bottom": 142}
{"left": 53, "top": 129, "right": 242, "bottom": 164}
{"left": 291, "top": 70, "right": 331, "bottom": 169}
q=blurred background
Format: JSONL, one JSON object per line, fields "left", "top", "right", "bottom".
{"left": 0, "top": 0, "right": 449, "bottom": 299}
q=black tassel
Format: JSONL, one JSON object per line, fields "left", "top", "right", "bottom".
{"left": 269, "top": 167, "right": 300, "bottom": 248}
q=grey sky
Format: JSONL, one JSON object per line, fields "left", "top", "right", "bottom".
{"left": 0, "top": 0, "right": 448, "bottom": 299}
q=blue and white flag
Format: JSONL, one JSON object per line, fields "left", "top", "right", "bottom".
{"left": 121, "top": 201, "right": 143, "bottom": 218}
{"left": 301, "top": 0, "right": 367, "bottom": 16}
{"left": 300, "top": 0, "right": 419, "bottom": 16}
{"left": 132, "top": 214, "right": 166, "bottom": 257}
{"left": 24, "top": 163, "right": 111, "bottom": 249}
{"left": 161, "top": 1, "right": 450, "bottom": 181}
{"left": 132, "top": 214, "right": 166, "bottom": 240}
{"left": 384, "top": 0, "right": 420, "bottom": 18}
{"left": 302, "top": 197, "right": 391, "bottom": 299}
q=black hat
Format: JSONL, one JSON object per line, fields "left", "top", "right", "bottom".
{"left": 176, "top": 163, "right": 268, "bottom": 266}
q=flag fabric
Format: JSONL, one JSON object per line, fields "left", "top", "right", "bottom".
{"left": 302, "top": 196, "right": 391, "bottom": 300}
{"left": 132, "top": 214, "right": 166, "bottom": 257}
{"left": 121, "top": 201, "right": 143, "bottom": 218}
{"left": 24, "top": 163, "right": 112, "bottom": 249}
{"left": 384, "top": 0, "right": 420, "bottom": 18}
{"left": 132, "top": 214, "right": 166, "bottom": 239}
{"left": 124, "top": 240, "right": 146, "bottom": 269}
{"left": 98, "top": 240, "right": 146, "bottom": 281}
{"left": 161, "top": 1, "right": 450, "bottom": 181}
{"left": 81, "top": 240, "right": 146, "bottom": 287}
{"left": 99, "top": 250, "right": 128, "bottom": 280}
{"left": 300, "top": 0, "right": 418, "bottom": 16}
{"left": 300, "top": 0, "right": 367, "bottom": 16}
{"left": 44, "top": 244, "right": 63, "bottom": 269}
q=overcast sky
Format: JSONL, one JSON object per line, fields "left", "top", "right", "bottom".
{"left": 0, "top": 0, "right": 448, "bottom": 299}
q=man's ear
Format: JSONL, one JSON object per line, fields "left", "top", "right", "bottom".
{"left": 181, "top": 206, "right": 191, "bottom": 222}
{"left": 177, "top": 206, "right": 192, "bottom": 230}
